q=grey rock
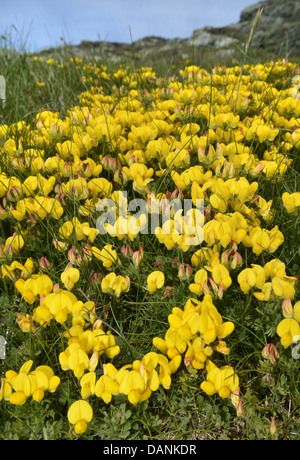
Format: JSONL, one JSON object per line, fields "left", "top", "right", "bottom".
{"left": 187, "top": 27, "right": 238, "bottom": 48}
{"left": 36, "top": 0, "right": 300, "bottom": 64}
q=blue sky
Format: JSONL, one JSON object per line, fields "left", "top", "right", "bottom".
{"left": 1, "top": 0, "right": 258, "bottom": 52}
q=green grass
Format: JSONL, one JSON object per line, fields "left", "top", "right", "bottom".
{"left": 0, "top": 29, "right": 299, "bottom": 440}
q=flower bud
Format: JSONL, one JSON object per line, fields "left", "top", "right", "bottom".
{"left": 270, "top": 417, "right": 277, "bottom": 436}
{"left": 282, "top": 297, "right": 293, "bottom": 318}
{"left": 236, "top": 397, "right": 246, "bottom": 417}
{"left": 124, "top": 275, "right": 131, "bottom": 291}
{"left": 16, "top": 313, "right": 37, "bottom": 333}
{"left": 231, "top": 251, "right": 243, "bottom": 269}
{"left": 231, "top": 386, "right": 240, "bottom": 408}
{"left": 7, "top": 185, "right": 23, "bottom": 202}
{"left": 49, "top": 123, "right": 63, "bottom": 140}
{"left": 203, "top": 279, "right": 211, "bottom": 295}
{"left": 53, "top": 283, "right": 60, "bottom": 293}
{"left": 39, "top": 256, "right": 51, "bottom": 270}
{"left": 178, "top": 263, "right": 185, "bottom": 280}
{"left": 146, "top": 192, "right": 160, "bottom": 214}
{"left": 221, "top": 248, "right": 233, "bottom": 266}
{"left": 82, "top": 243, "right": 92, "bottom": 263}
{"left": 184, "top": 357, "right": 193, "bottom": 372}
{"left": 178, "top": 263, "right": 193, "bottom": 281}
{"left": 113, "top": 168, "right": 126, "bottom": 185}
{"left": 89, "top": 350, "right": 99, "bottom": 372}
{"left": 132, "top": 245, "right": 144, "bottom": 267}
{"left": 154, "top": 262, "right": 163, "bottom": 270}
{"left": 120, "top": 245, "right": 133, "bottom": 257}
{"left": 171, "top": 188, "right": 183, "bottom": 200}
{"left": 91, "top": 273, "right": 103, "bottom": 285}
{"left": 52, "top": 238, "right": 68, "bottom": 251}
{"left": 262, "top": 343, "right": 280, "bottom": 364}
{"left": 5, "top": 243, "right": 13, "bottom": 257}
{"left": 27, "top": 212, "right": 38, "bottom": 224}
{"left": 68, "top": 245, "right": 82, "bottom": 266}
{"left": 92, "top": 319, "right": 103, "bottom": 330}
{"left": 0, "top": 204, "right": 7, "bottom": 218}
{"left": 185, "top": 264, "right": 193, "bottom": 280}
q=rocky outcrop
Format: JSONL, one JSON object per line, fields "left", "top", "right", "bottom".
{"left": 210, "top": 0, "right": 300, "bottom": 54}
{"left": 38, "top": 0, "right": 300, "bottom": 64}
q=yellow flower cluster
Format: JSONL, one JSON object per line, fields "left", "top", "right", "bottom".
{"left": 153, "top": 295, "right": 234, "bottom": 372}
{"left": 277, "top": 298, "right": 300, "bottom": 348}
{"left": 78, "top": 351, "right": 181, "bottom": 407}
{"left": 0, "top": 359, "right": 60, "bottom": 405}
{"left": 0, "top": 57, "right": 299, "bottom": 435}
{"left": 238, "top": 259, "right": 297, "bottom": 301}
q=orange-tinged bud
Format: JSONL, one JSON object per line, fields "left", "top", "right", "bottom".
{"left": 282, "top": 297, "right": 293, "bottom": 318}
{"left": 120, "top": 245, "right": 133, "bottom": 257}
{"left": 231, "top": 386, "right": 240, "bottom": 408}
{"left": 236, "top": 396, "right": 246, "bottom": 417}
{"left": 39, "top": 256, "right": 51, "bottom": 270}
{"left": 178, "top": 263, "right": 193, "bottom": 281}
{"left": 262, "top": 343, "right": 280, "bottom": 364}
{"left": 132, "top": 245, "right": 144, "bottom": 267}
{"left": 91, "top": 273, "right": 103, "bottom": 285}
{"left": 16, "top": 313, "right": 37, "bottom": 333}
{"left": 92, "top": 319, "right": 103, "bottom": 330}
{"left": 270, "top": 417, "right": 277, "bottom": 436}
{"left": 7, "top": 186, "right": 23, "bottom": 202}
{"left": 89, "top": 350, "right": 99, "bottom": 372}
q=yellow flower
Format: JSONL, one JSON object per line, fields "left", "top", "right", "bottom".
{"left": 56, "top": 140, "right": 81, "bottom": 160}
{"left": 277, "top": 318, "right": 300, "bottom": 349}
{"left": 4, "top": 233, "right": 24, "bottom": 255}
{"left": 255, "top": 125, "right": 279, "bottom": 143}
{"left": 294, "top": 301, "right": 300, "bottom": 323}
{"left": 184, "top": 337, "right": 213, "bottom": 370}
{"left": 29, "top": 365, "right": 60, "bottom": 402}
{"left": 92, "top": 330, "right": 120, "bottom": 359}
{"left": 189, "top": 268, "right": 208, "bottom": 295}
{"left": 250, "top": 228, "right": 270, "bottom": 255}
{"left": 237, "top": 265, "right": 265, "bottom": 294}
{"left": 211, "top": 263, "right": 232, "bottom": 290}
{"left": 147, "top": 271, "right": 165, "bottom": 294}
{"left": 272, "top": 276, "right": 297, "bottom": 300}
{"left": 0, "top": 377, "right": 12, "bottom": 402}
{"left": 264, "top": 259, "right": 286, "bottom": 279}
{"left": 35, "top": 289, "right": 79, "bottom": 325}
{"left": 16, "top": 313, "right": 37, "bottom": 333}
{"left": 95, "top": 365, "right": 120, "bottom": 403}
{"left": 59, "top": 342, "right": 90, "bottom": 379}
{"left": 200, "top": 363, "right": 239, "bottom": 398}
{"left": 7, "top": 360, "right": 32, "bottom": 405}
{"left": 67, "top": 400, "right": 93, "bottom": 435}
{"left": 15, "top": 274, "right": 53, "bottom": 304}
{"left": 253, "top": 282, "right": 273, "bottom": 301}
{"left": 5, "top": 360, "right": 60, "bottom": 405}
{"left": 91, "top": 244, "right": 118, "bottom": 268}
{"left": 282, "top": 192, "right": 300, "bottom": 213}
{"left": 61, "top": 267, "right": 80, "bottom": 291}
{"left": 80, "top": 371, "right": 97, "bottom": 399}
{"left": 101, "top": 272, "right": 130, "bottom": 297}
{"left": 117, "top": 363, "right": 149, "bottom": 405}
